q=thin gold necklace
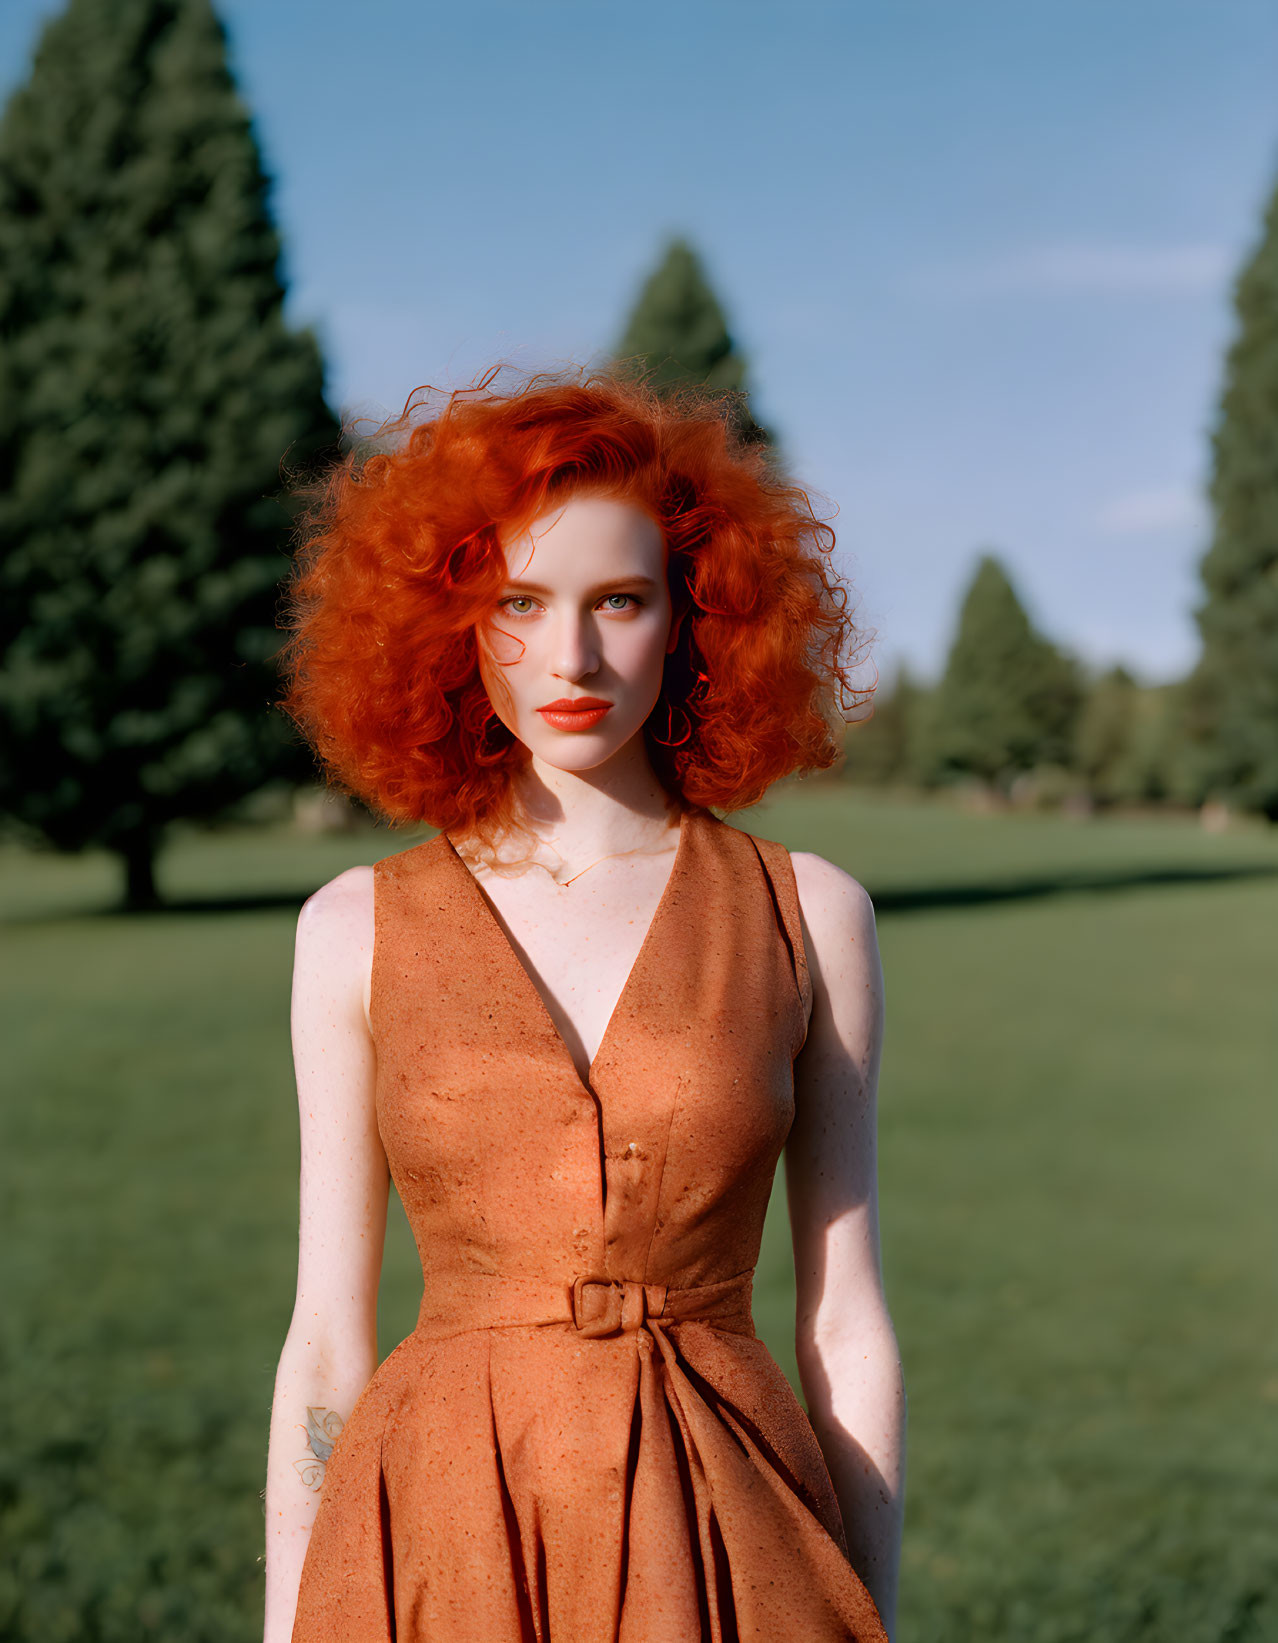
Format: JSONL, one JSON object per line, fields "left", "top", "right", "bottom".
{"left": 554, "top": 841, "right": 673, "bottom": 888}
{"left": 458, "top": 833, "right": 679, "bottom": 889}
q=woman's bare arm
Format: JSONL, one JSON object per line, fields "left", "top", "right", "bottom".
{"left": 262, "top": 865, "right": 387, "bottom": 1643}
{"left": 787, "top": 852, "right": 905, "bottom": 1641}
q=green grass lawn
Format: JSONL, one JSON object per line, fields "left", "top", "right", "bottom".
{"left": 2, "top": 789, "right": 1275, "bottom": 1641}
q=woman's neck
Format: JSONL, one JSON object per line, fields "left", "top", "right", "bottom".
{"left": 461, "top": 741, "right": 684, "bottom": 878}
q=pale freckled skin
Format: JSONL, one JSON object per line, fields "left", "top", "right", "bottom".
{"left": 785, "top": 850, "right": 904, "bottom": 1634}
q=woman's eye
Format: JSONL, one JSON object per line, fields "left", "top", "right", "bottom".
{"left": 498, "top": 593, "right": 641, "bottom": 616}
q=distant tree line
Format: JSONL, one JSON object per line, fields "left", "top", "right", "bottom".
{"left": 2, "top": 0, "right": 1277, "bottom": 923}
{"left": 836, "top": 161, "right": 1278, "bottom": 824}
{"left": 837, "top": 559, "right": 1193, "bottom": 813}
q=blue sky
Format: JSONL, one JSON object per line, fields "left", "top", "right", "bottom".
{"left": 4, "top": 1, "right": 1276, "bottom": 684}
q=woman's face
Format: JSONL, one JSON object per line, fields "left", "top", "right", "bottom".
{"left": 476, "top": 493, "right": 675, "bottom": 772}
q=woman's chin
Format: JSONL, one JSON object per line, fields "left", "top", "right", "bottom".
{"left": 522, "top": 728, "right": 643, "bottom": 775}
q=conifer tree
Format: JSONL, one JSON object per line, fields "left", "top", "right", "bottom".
{"left": 1074, "top": 666, "right": 1141, "bottom": 804}
{"left": 840, "top": 661, "right": 925, "bottom": 786}
{"left": 1189, "top": 173, "right": 1278, "bottom": 819}
{"left": 1073, "top": 665, "right": 1179, "bottom": 806}
{"left": 0, "top": 0, "right": 338, "bottom": 907}
{"left": 615, "top": 237, "right": 772, "bottom": 447}
{"left": 919, "top": 554, "right": 1082, "bottom": 790}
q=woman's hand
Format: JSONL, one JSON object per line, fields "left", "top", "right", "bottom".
{"left": 262, "top": 866, "right": 388, "bottom": 1643}
{"left": 788, "top": 853, "right": 905, "bottom": 1641}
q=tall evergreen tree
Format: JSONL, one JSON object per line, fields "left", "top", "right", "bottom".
{"left": 1074, "top": 665, "right": 1179, "bottom": 807}
{"left": 0, "top": 0, "right": 338, "bottom": 906}
{"left": 615, "top": 237, "right": 772, "bottom": 447}
{"left": 1074, "top": 665, "right": 1141, "bottom": 803}
{"left": 919, "top": 554, "right": 1083, "bottom": 790}
{"left": 840, "top": 660, "right": 925, "bottom": 786}
{"left": 1189, "top": 173, "right": 1278, "bottom": 819}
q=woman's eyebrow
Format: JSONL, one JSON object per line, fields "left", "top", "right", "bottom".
{"left": 500, "top": 575, "right": 659, "bottom": 595}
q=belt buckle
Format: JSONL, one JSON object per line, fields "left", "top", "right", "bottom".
{"left": 570, "top": 1273, "right": 623, "bottom": 1337}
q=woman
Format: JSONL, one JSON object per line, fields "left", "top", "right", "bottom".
{"left": 263, "top": 369, "right": 905, "bottom": 1643}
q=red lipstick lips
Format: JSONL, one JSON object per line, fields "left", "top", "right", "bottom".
{"left": 536, "top": 696, "right": 613, "bottom": 732}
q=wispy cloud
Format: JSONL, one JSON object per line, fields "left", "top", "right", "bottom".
{"left": 1097, "top": 486, "right": 1208, "bottom": 535}
{"left": 922, "top": 243, "right": 1233, "bottom": 298}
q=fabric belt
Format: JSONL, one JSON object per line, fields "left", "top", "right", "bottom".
{"left": 414, "top": 1267, "right": 756, "bottom": 1342}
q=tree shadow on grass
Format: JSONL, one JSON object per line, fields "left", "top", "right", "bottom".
{"left": 1, "top": 888, "right": 317, "bottom": 926}
{"left": 871, "top": 861, "right": 1278, "bottom": 916}
{"left": 5, "top": 861, "right": 1278, "bottom": 928}
{"left": 119, "top": 890, "right": 322, "bottom": 917}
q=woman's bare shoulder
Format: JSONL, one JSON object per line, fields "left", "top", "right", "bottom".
{"left": 291, "top": 867, "right": 377, "bottom": 1039}
{"left": 788, "top": 851, "right": 883, "bottom": 1073}
{"left": 789, "top": 850, "right": 876, "bottom": 948}
{"left": 296, "top": 865, "right": 375, "bottom": 955}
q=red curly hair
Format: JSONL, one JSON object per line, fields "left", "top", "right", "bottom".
{"left": 278, "top": 366, "right": 871, "bottom": 837}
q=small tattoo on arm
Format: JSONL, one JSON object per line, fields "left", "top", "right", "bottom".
{"left": 293, "top": 1405, "right": 345, "bottom": 1491}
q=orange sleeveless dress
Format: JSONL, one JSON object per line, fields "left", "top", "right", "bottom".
{"left": 290, "top": 805, "right": 887, "bottom": 1642}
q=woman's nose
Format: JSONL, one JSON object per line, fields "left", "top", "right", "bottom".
{"left": 552, "top": 611, "right": 600, "bottom": 680}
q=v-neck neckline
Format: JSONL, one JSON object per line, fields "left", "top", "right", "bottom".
{"left": 441, "top": 807, "right": 694, "bottom": 1091}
